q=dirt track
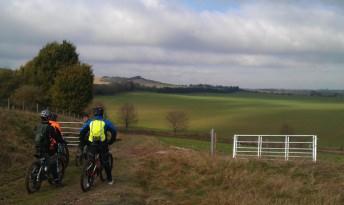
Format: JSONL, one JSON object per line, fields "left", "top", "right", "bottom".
{"left": 1, "top": 135, "right": 162, "bottom": 205}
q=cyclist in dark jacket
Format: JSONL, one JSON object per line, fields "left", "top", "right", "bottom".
{"left": 35, "top": 109, "right": 64, "bottom": 185}
{"left": 79, "top": 106, "right": 117, "bottom": 184}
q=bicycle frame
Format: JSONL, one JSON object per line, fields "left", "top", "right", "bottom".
{"left": 86, "top": 153, "right": 101, "bottom": 177}
{"left": 36, "top": 158, "right": 47, "bottom": 181}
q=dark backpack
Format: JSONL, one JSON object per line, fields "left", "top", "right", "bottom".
{"left": 35, "top": 123, "right": 50, "bottom": 148}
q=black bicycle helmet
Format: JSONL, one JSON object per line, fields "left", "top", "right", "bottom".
{"left": 93, "top": 106, "right": 104, "bottom": 116}
{"left": 50, "top": 113, "right": 58, "bottom": 121}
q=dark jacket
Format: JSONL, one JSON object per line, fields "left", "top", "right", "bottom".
{"left": 36, "top": 121, "right": 60, "bottom": 155}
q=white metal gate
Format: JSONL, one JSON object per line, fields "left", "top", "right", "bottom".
{"left": 233, "top": 135, "right": 317, "bottom": 162}
{"left": 59, "top": 122, "right": 84, "bottom": 147}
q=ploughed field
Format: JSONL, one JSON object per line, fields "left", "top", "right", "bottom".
{"left": 98, "top": 92, "right": 344, "bottom": 148}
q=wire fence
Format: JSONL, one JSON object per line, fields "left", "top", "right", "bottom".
{"left": 0, "top": 98, "right": 82, "bottom": 120}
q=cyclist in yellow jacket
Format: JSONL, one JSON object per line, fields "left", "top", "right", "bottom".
{"left": 79, "top": 106, "right": 117, "bottom": 184}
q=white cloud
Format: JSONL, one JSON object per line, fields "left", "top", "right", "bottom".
{"left": 0, "top": 0, "right": 344, "bottom": 89}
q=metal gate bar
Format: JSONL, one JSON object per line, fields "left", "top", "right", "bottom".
{"left": 58, "top": 121, "right": 84, "bottom": 147}
{"left": 233, "top": 135, "right": 317, "bottom": 162}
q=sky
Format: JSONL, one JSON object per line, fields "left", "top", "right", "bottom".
{"left": 0, "top": 0, "right": 344, "bottom": 89}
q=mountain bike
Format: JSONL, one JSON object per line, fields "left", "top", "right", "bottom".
{"left": 80, "top": 152, "right": 113, "bottom": 192}
{"left": 25, "top": 154, "right": 64, "bottom": 194}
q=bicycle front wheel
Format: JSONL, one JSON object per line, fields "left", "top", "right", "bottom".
{"left": 25, "top": 161, "right": 42, "bottom": 194}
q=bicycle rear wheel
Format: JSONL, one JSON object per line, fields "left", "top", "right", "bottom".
{"left": 80, "top": 162, "right": 94, "bottom": 192}
{"left": 57, "top": 159, "right": 65, "bottom": 182}
{"left": 63, "top": 145, "right": 69, "bottom": 167}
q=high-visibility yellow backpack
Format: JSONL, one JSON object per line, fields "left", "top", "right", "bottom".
{"left": 88, "top": 120, "right": 106, "bottom": 142}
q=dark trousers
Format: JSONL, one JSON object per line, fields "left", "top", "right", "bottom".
{"left": 36, "top": 147, "right": 59, "bottom": 181}
{"left": 87, "top": 142, "right": 112, "bottom": 181}
{"left": 47, "top": 154, "right": 59, "bottom": 181}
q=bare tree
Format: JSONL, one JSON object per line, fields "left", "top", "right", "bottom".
{"left": 118, "top": 103, "right": 138, "bottom": 129}
{"left": 166, "top": 110, "right": 189, "bottom": 135}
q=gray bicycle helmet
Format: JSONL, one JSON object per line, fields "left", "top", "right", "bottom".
{"left": 40, "top": 109, "right": 51, "bottom": 120}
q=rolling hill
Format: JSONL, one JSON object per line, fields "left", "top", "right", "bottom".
{"left": 100, "top": 76, "right": 178, "bottom": 88}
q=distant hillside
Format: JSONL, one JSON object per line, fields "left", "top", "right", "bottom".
{"left": 94, "top": 75, "right": 240, "bottom": 95}
{"left": 248, "top": 88, "right": 344, "bottom": 97}
{"left": 101, "top": 76, "right": 178, "bottom": 88}
{"left": 94, "top": 76, "right": 110, "bottom": 85}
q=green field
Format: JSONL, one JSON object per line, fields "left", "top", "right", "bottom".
{"left": 97, "top": 92, "right": 344, "bottom": 148}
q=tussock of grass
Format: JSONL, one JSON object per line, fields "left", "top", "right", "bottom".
{"left": 0, "top": 109, "right": 37, "bottom": 176}
{"left": 0, "top": 109, "right": 82, "bottom": 204}
{"left": 136, "top": 143, "right": 344, "bottom": 205}
{"left": 0, "top": 109, "right": 38, "bottom": 203}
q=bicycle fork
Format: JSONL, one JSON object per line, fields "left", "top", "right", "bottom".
{"left": 36, "top": 167, "right": 43, "bottom": 182}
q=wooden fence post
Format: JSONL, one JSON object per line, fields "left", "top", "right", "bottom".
{"left": 210, "top": 128, "right": 214, "bottom": 156}
{"left": 214, "top": 131, "right": 217, "bottom": 156}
